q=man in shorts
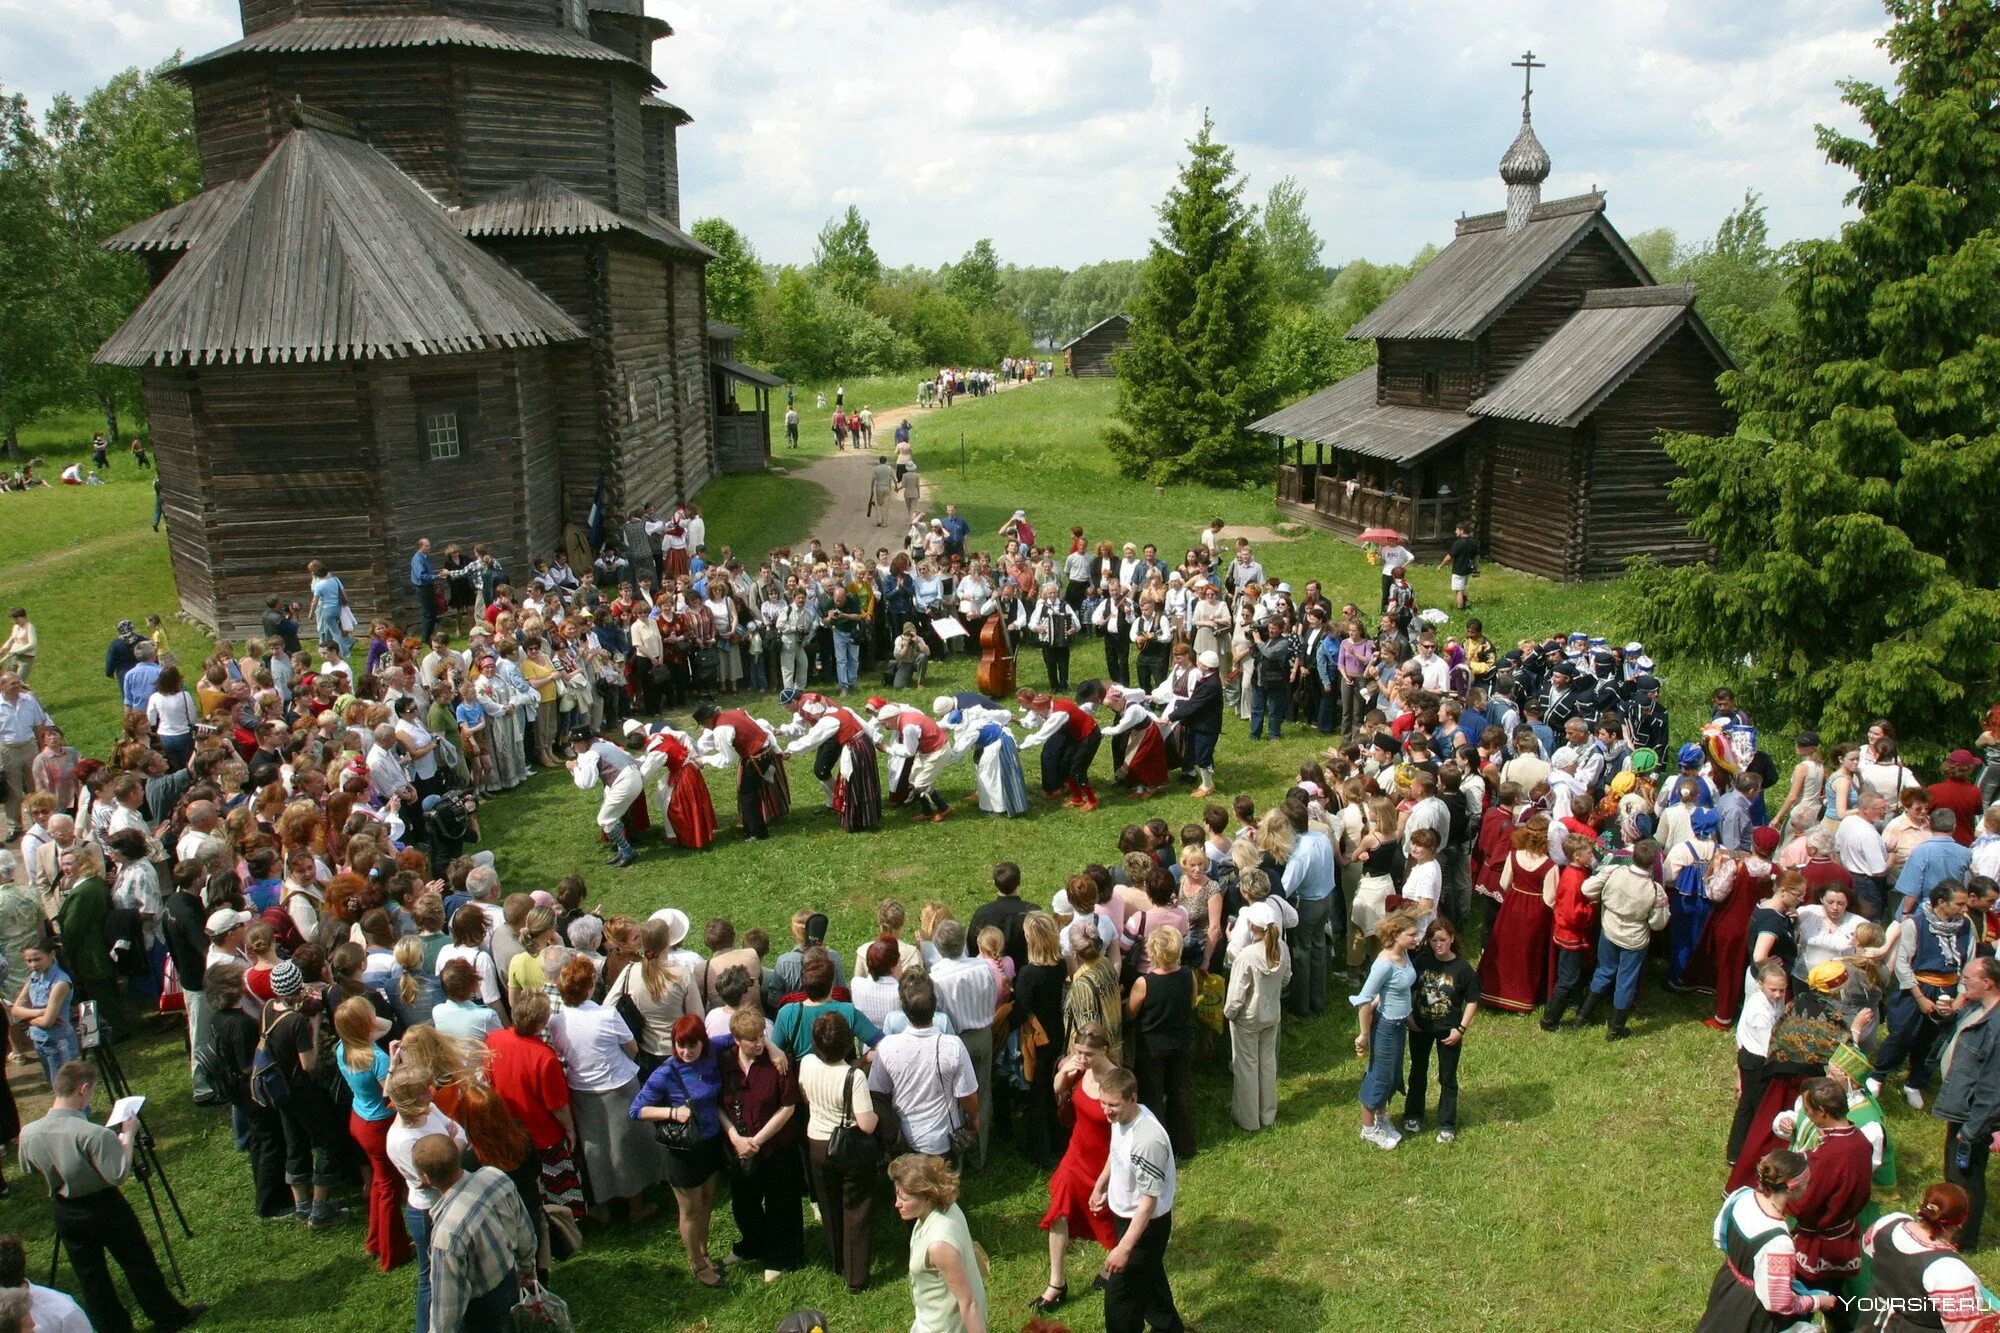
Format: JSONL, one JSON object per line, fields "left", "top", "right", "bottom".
{"left": 1439, "top": 523, "right": 1481, "bottom": 610}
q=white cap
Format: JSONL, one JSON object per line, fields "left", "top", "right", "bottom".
{"left": 1623, "top": 641, "right": 1643, "bottom": 655}
{"left": 1012, "top": 510, "right": 1027, "bottom": 520}
{"left": 1197, "top": 650, "right": 1220, "bottom": 669}
{"left": 1551, "top": 746, "right": 1580, "bottom": 770}
{"left": 1276, "top": 583, "right": 1292, "bottom": 595}
{"left": 620, "top": 718, "right": 646, "bottom": 738}
{"left": 933, "top": 696, "right": 957, "bottom": 716}
{"left": 206, "top": 907, "right": 253, "bottom": 937}
{"left": 1242, "top": 900, "right": 1281, "bottom": 932}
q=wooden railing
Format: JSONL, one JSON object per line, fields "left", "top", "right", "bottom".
{"left": 1310, "top": 475, "right": 1462, "bottom": 540}
{"left": 1276, "top": 463, "right": 1317, "bottom": 505}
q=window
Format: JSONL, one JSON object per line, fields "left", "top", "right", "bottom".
{"left": 425, "top": 411, "right": 462, "bottom": 461}
{"left": 1422, "top": 370, "right": 1440, "bottom": 406}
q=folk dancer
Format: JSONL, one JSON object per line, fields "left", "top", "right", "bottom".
{"left": 874, "top": 699, "right": 953, "bottom": 821}
{"left": 1018, "top": 682, "right": 1105, "bottom": 811}
{"left": 1100, "top": 686, "right": 1169, "bottom": 799}
{"left": 1769, "top": 1076, "right": 1879, "bottom": 1329}
{"left": 619, "top": 720, "right": 716, "bottom": 850}
{"left": 693, "top": 702, "right": 785, "bottom": 840}
{"left": 1149, "top": 643, "right": 1201, "bottom": 778}
{"left": 779, "top": 689, "right": 882, "bottom": 832}
{"left": 944, "top": 706, "right": 1029, "bottom": 818}
{"left": 567, "top": 727, "right": 651, "bottom": 866}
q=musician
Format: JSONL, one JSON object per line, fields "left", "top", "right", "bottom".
{"left": 1132, "top": 597, "right": 1172, "bottom": 694}
{"left": 1092, "top": 581, "right": 1135, "bottom": 686}
{"left": 1027, "top": 582, "right": 1080, "bottom": 691}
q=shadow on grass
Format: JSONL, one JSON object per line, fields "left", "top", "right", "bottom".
{"left": 1172, "top": 1215, "right": 1329, "bottom": 1330}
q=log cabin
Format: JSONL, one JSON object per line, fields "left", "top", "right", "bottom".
{"left": 1059, "top": 313, "right": 1132, "bottom": 378}
{"left": 97, "top": 0, "right": 723, "bottom": 637}
{"left": 1253, "top": 74, "right": 1731, "bottom": 582}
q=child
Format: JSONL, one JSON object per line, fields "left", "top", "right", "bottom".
{"left": 1541, "top": 835, "right": 1599, "bottom": 1029}
{"left": 1728, "top": 961, "right": 1793, "bottom": 1165}
{"left": 147, "top": 613, "right": 168, "bottom": 655}
{"left": 976, "top": 926, "right": 1014, "bottom": 1004}
{"left": 454, "top": 679, "right": 493, "bottom": 792}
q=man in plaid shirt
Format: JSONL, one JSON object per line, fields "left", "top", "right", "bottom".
{"left": 414, "top": 1135, "right": 535, "bottom": 1331}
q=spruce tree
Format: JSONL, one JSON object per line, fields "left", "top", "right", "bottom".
{"left": 1105, "top": 113, "right": 1272, "bottom": 486}
{"left": 1623, "top": 0, "right": 2000, "bottom": 757}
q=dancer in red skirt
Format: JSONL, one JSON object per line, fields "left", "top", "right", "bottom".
{"left": 1100, "top": 686, "right": 1168, "bottom": 797}
{"left": 621, "top": 720, "right": 716, "bottom": 850}
{"left": 1475, "top": 815, "right": 1559, "bottom": 1014}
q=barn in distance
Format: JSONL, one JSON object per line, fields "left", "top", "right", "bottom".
{"left": 1253, "top": 55, "right": 1732, "bottom": 582}
{"left": 97, "top": 0, "right": 720, "bottom": 636}
{"left": 1060, "top": 313, "right": 1133, "bottom": 378}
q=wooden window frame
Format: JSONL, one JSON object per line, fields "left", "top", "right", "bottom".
{"left": 413, "top": 386, "right": 477, "bottom": 467}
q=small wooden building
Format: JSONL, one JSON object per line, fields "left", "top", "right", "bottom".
{"left": 1059, "top": 313, "right": 1132, "bottom": 378}
{"left": 98, "top": 0, "right": 722, "bottom": 636}
{"left": 708, "top": 320, "right": 782, "bottom": 474}
{"left": 1253, "top": 92, "right": 1731, "bottom": 581}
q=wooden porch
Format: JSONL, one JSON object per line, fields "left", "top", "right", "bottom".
{"left": 1275, "top": 461, "right": 1466, "bottom": 553}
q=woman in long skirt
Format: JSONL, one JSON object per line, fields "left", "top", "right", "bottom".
{"left": 1474, "top": 816, "right": 1558, "bottom": 1014}
{"left": 1688, "top": 828, "right": 1774, "bottom": 1029}
{"left": 1697, "top": 1150, "right": 1835, "bottom": 1331}
{"left": 960, "top": 719, "right": 1028, "bottom": 817}
{"left": 630, "top": 725, "right": 717, "bottom": 850}
{"left": 834, "top": 729, "right": 883, "bottom": 831}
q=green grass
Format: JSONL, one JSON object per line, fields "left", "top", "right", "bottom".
{"left": 0, "top": 385, "right": 1969, "bottom": 1331}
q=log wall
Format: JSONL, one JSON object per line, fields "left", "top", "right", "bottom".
{"left": 672, "top": 258, "right": 714, "bottom": 498}
{"left": 141, "top": 373, "right": 219, "bottom": 628}
{"left": 1579, "top": 325, "right": 1729, "bottom": 578}
{"left": 1481, "top": 229, "right": 1644, "bottom": 389}
{"left": 607, "top": 82, "right": 647, "bottom": 219}
{"left": 603, "top": 243, "right": 680, "bottom": 514}
{"left": 1377, "top": 338, "right": 1481, "bottom": 411}
{"left": 640, "top": 109, "right": 679, "bottom": 223}
{"left": 1480, "top": 420, "right": 1578, "bottom": 582}
{"left": 190, "top": 70, "right": 278, "bottom": 188}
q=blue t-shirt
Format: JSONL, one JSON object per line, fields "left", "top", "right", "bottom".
{"left": 310, "top": 575, "right": 344, "bottom": 620}
{"left": 454, "top": 702, "right": 485, "bottom": 731}
{"left": 338, "top": 1042, "right": 392, "bottom": 1121}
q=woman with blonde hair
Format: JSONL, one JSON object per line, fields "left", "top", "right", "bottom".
{"left": 506, "top": 906, "right": 559, "bottom": 1008}
{"left": 605, "top": 916, "right": 694, "bottom": 1078}
{"left": 1124, "top": 926, "right": 1196, "bottom": 1158}
{"left": 1349, "top": 795, "right": 1402, "bottom": 966}
{"left": 384, "top": 1064, "right": 465, "bottom": 1333}
{"left": 1224, "top": 899, "right": 1292, "bottom": 1132}
{"left": 389, "top": 935, "right": 443, "bottom": 1030}
{"left": 891, "top": 1153, "right": 987, "bottom": 1333}
{"left": 1014, "top": 911, "right": 1068, "bottom": 1170}
{"left": 1062, "top": 920, "right": 1120, "bottom": 1050}
{"left": 1351, "top": 909, "right": 1423, "bottom": 1150}
{"left": 332, "top": 995, "right": 411, "bottom": 1270}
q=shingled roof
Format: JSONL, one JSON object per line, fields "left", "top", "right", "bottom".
{"left": 1249, "top": 365, "right": 1477, "bottom": 464}
{"left": 453, "top": 176, "right": 717, "bottom": 259}
{"left": 102, "top": 180, "right": 247, "bottom": 254}
{"left": 179, "top": 15, "right": 658, "bottom": 85}
{"left": 1469, "top": 285, "right": 1731, "bottom": 427}
{"left": 1348, "top": 193, "right": 1648, "bottom": 341}
{"left": 98, "top": 127, "right": 583, "bottom": 368}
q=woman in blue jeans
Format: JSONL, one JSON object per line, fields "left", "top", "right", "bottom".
{"left": 1351, "top": 909, "right": 1422, "bottom": 1150}
{"left": 10, "top": 939, "right": 75, "bottom": 1087}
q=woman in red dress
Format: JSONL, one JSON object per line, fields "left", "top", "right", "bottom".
{"left": 1689, "top": 825, "right": 1777, "bottom": 1029}
{"left": 1475, "top": 815, "right": 1559, "bottom": 1013}
{"left": 632, "top": 723, "right": 717, "bottom": 850}
{"left": 1032, "top": 1021, "right": 1119, "bottom": 1316}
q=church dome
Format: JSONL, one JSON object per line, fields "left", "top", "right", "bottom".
{"left": 1499, "top": 119, "right": 1551, "bottom": 186}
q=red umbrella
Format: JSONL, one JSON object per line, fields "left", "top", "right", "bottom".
{"left": 1356, "top": 527, "right": 1405, "bottom": 545}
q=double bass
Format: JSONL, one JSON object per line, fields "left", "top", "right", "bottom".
{"left": 976, "top": 597, "right": 1016, "bottom": 699}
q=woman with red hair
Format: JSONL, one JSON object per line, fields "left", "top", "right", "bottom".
{"left": 629, "top": 1013, "right": 734, "bottom": 1288}
{"left": 1860, "top": 1182, "right": 1985, "bottom": 1331}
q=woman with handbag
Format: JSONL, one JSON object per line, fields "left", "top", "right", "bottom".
{"left": 629, "top": 1014, "right": 733, "bottom": 1289}
{"left": 549, "top": 956, "right": 660, "bottom": 1225}
{"left": 716, "top": 1007, "right": 804, "bottom": 1282}
{"left": 604, "top": 917, "right": 694, "bottom": 1079}
{"left": 1030, "top": 1020, "right": 1118, "bottom": 1316}
{"left": 799, "top": 1009, "right": 882, "bottom": 1294}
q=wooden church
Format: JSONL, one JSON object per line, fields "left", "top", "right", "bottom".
{"left": 1254, "top": 57, "right": 1732, "bottom": 582}
{"left": 97, "top": 0, "right": 721, "bottom": 636}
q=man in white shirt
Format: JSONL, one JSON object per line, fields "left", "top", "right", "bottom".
{"left": 1837, "top": 790, "right": 1893, "bottom": 919}
{"left": 926, "top": 922, "right": 998, "bottom": 1168}
{"left": 0, "top": 674, "right": 49, "bottom": 842}
{"left": 1401, "top": 771, "right": 1451, "bottom": 857}
{"left": 366, "top": 724, "right": 415, "bottom": 808}
{"left": 1092, "top": 1067, "right": 1184, "bottom": 1333}
{"left": 866, "top": 977, "right": 978, "bottom": 1161}
{"left": 1410, "top": 638, "right": 1450, "bottom": 692}
{"left": 174, "top": 800, "right": 227, "bottom": 869}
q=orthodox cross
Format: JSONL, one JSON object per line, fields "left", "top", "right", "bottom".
{"left": 1512, "top": 50, "right": 1545, "bottom": 119}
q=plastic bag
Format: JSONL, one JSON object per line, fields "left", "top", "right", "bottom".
{"left": 1193, "top": 970, "right": 1227, "bottom": 1034}
{"left": 513, "top": 1280, "right": 572, "bottom": 1332}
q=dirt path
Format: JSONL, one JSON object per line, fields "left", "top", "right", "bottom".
{"left": 782, "top": 379, "right": 1037, "bottom": 543}
{"left": 6, "top": 523, "right": 159, "bottom": 588}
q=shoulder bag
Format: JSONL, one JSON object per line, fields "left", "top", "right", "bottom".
{"left": 825, "top": 1064, "right": 880, "bottom": 1170}
{"left": 650, "top": 1062, "right": 702, "bottom": 1151}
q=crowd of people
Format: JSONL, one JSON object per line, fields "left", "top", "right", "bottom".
{"left": 4, "top": 481, "right": 2000, "bottom": 1331}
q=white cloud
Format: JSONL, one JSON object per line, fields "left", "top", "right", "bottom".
{"left": 2, "top": 0, "right": 1896, "bottom": 269}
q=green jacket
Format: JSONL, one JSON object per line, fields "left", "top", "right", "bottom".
{"left": 55, "top": 875, "right": 113, "bottom": 990}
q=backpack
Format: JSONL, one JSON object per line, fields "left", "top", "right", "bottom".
{"left": 248, "top": 1009, "right": 292, "bottom": 1109}
{"left": 263, "top": 902, "right": 305, "bottom": 959}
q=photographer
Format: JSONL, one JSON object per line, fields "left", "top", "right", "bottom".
{"left": 1248, "top": 617, "right": 1299, "bottom": 742}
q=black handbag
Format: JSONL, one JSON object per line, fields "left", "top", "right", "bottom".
{"left": 650, "top": 1064, "right": 702, "bottom": 1151}
{"left": 825, "top": 1065, "right": 879, "bottom": 1170}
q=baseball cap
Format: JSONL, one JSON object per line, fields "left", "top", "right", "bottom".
{"left": 1949, "top": 748, "right": 1978, "bottom": 767}
{"left": 205, "top": 908, "right": 253, "bottom": 937}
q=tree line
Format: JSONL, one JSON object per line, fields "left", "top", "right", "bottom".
{"left": 0, "top": 61, "right": 198, "bottom": 458}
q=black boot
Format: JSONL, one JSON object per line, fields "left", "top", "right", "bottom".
{"left": 1574, "top": 992, "right": 1604, "bottom": 1028}
{"left": 1540, "top": 988, "right": 1573, "bottom": 1032}
{"left": 1606, "top": 1007, "right": 1633, "bottom": 1041}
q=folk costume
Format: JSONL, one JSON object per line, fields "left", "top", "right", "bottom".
{"left": 1100, "top": 688, "right": 1169, "bottom": 796}
{"left": 1164, "top": 653, "right": 1224, "bottom": 796}
{"left": 696, "top": 706, "right": 784, "bottom": 839}
{"left": 568, "top": 731, "right": 650, "bottom": 866}
{"left": 781, "top": 691, "right": 882, "bottom": 832}
{"left": 621, "top": 720, "right": 716, "bottom": 850}
{"left": 1782, "top": 1049, "right": 1897, "bottom": 1299}
{"left": 1859, "top": 1213, "right": 1985, "bottom": 1333}
{"left": 1727, "top": 992, "right": 1850, "bottom": 1195}
{"left": 947, "top": 711, "right": 1028, "bottom": 817}
{"left": 1476, "top": 848, "right": 1558, "bottom": 1013}
{"left": 876, "top": 701, "right": 952, "bottom": 819}
{"left": 1020, "top": 691, "right": 1103, "bottom": 810}
{"left": 1697, "top": 1187, "right": 1827, "bottom": 1332}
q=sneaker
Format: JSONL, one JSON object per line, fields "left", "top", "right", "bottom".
{"left": 1904, "top": 1086, "right": 1926, "bottom": 1110}
{"left": 307, "top": 1204, "right": 351, "bottom": 1230}
{"left": 1401, "top": 1117, "right": 1422, "bottom": 1135}
{"left": 1436, "top": 1129, "right": 1456, "bottom": 1144}
{"left": 1366, "top": 1125, "right": 1398, "bottom": 1151}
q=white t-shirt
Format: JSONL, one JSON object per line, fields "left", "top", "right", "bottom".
{"left": 396, "top": 718, "right": 439, "bottom": 782}
{"left": 552, "top": 1001, "right": 639, "bottom": 1093}
{"left": 799, "top": 1054, "right": 874, "bottom": 1141}
{"left": 436, "top": 943, "right": 501, "bottom": 1005}
{"left": 1108, "top": 1105, "right": 1176, "bottom": 1217}
{"left": 867, "top": 1026, "right": 976, "bottom": 1156}
{"left": 28, "top": 1284, "right": 91, "bottom": 1333}
{"left": 1858, "top": 760, "right": 1920, "bottom": 801}
{"left": 386, "top": 1106, "right": 467, "bottom": 1210}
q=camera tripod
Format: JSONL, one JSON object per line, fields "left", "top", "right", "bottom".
{"left": 47, "top": 1031, "right": 195, "bottom": 1293}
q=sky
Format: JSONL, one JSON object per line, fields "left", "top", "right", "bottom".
{"left": 1, "top": 0, "right": 1898, "bottom": 270}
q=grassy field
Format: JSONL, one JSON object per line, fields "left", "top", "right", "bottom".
{"left": 0, "top": 385, "right": 1969, "bottom": 1331}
